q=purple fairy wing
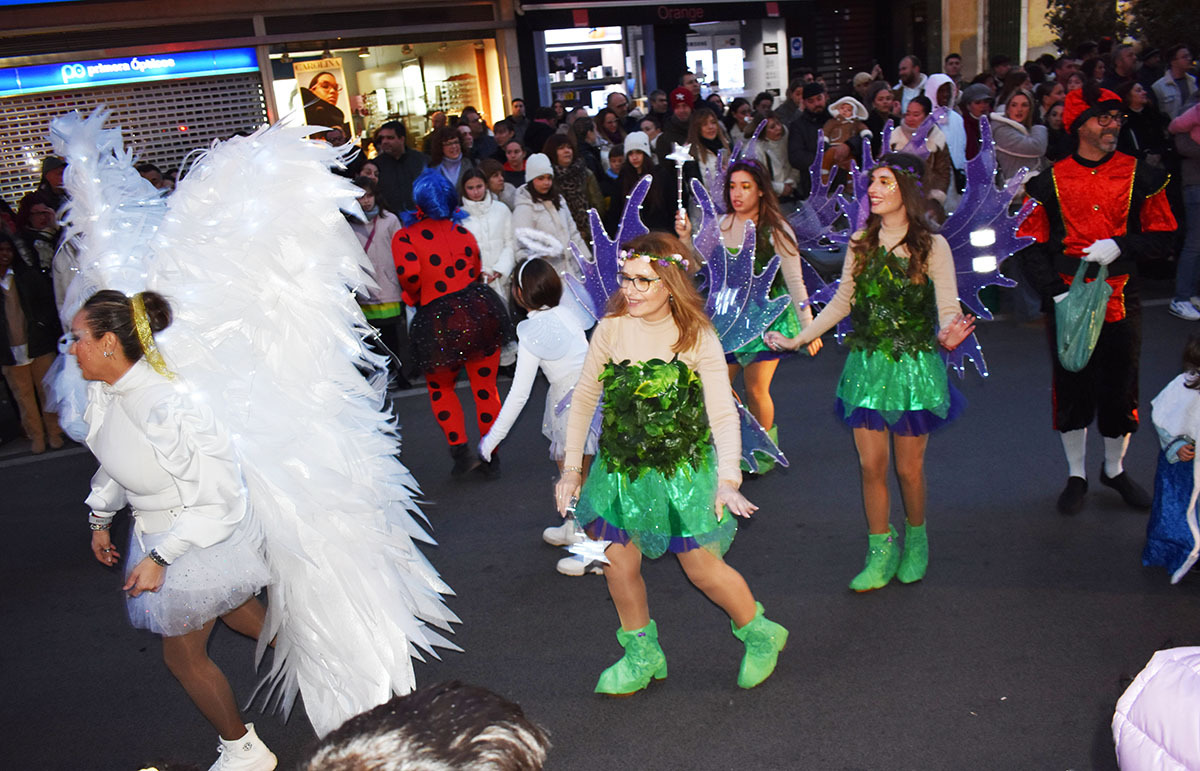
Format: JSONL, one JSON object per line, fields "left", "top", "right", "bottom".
{"left": 790, "top": 130, "right": 851, "bottom": 252}
{"left": 564, "top": 175, "right": 652, "bottom": 322}
{"left": 738, "top": 399, "right": 789, "bottom": 471}
{"left": 939, "top": 117, "right": 1032, "bottom": 323}
{"left": 942, "top": 331, "right": 987, "bottom": 379}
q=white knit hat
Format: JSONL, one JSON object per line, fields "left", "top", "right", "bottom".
{"left": 525, "top": 152, "right": 553, "bottom": 183}
{"left": 623, "top": 131, "right": 652, "bottom": 158}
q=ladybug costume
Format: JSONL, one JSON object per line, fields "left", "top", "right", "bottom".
{"left": 393, "top": 172, "right": 514, "bottom": 460}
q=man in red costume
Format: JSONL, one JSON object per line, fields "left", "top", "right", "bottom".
{"left": 1018, "top": 84, "right": 1177, "bottom": 515}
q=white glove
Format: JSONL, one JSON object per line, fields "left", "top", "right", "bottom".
{"left": 478, "top": 437, "right": 493, "bottom": 462}
{"left": 1081, "top": 238, "right": 1120, "bottom": 266}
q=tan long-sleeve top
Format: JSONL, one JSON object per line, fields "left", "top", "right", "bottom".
{"left": 563, "top": 312, "right": 743, "bottom": 486}
{"left": 794, "top": 224, "right": 960, "bottom": 345}
{"left": 720, "top": 217, "right": 814, "bottom": 328}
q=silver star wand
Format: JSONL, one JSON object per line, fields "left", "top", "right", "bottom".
{"left": 667, "top": 142, "right": 692, "bottom": 211}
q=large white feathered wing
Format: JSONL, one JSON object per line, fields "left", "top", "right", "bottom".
{"left": 149, "top": 123, "right": 458, "bottom": 736}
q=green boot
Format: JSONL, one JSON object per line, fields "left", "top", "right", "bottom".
{"left": 848, "top": 525, "right": 900, "bottom": 592}
{"left": 731, "top": 602, "right": 788, "bottom": 689}
{"left": 595, "top": 620, "right": 668, "bottom": 696}
{"left": 896, "top": 520, "right": 928, "bottom": 584}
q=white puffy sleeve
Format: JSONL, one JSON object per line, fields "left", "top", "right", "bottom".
{"left": 137, "top": 393, "right": 248, "bottom": 563}
{"left": 85, "top": 468, "right": 127, "bottom": 526}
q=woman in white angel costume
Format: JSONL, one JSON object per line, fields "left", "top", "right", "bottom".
{"left": 52, "top": 109, "right": 458, "bottom": 769}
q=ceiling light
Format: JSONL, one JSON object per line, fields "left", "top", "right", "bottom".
{"left": 358, "top": 47, "right": 370, "bottom": 58}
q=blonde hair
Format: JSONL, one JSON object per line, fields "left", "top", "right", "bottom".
{"left": 605, "top": 232, "right": 713, "bottom": 354}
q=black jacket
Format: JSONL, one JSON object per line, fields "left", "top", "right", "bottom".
{"left": 0, "top": 258, "right": 61, "bottom": 366}
{"left": 787, "top": 108, "right": 833, "bottom": 198}
{"left": 375, "top": 148, "right": 430, "bottom": 213}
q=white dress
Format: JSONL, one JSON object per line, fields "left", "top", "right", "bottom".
{"left": 479, "top": 304, "right": 597, "bottom": 461}
{"left": 84, "top": 359, "right": 269, "bottom": 636}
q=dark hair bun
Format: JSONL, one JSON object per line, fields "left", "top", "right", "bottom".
{"left": 139, "top": 291, "right": 173, "bottom": 333}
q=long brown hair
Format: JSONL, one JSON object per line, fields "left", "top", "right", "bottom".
{"left": 687, "top": 110, "right": 729, "bottom": 163}
{"left": 605, "top": 232, "right": 712, "bottom": 354}
{"left": 721, "top": 160, "right": 797, "bottom": 255}
{"left": 850, "top": 152, "right": 934, "bottom": 282}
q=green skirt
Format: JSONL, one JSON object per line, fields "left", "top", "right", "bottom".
{"left": 575, "top": 445, "right": 736, "bottom": 559}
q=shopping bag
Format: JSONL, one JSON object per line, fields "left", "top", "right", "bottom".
{"left": 1055, "top": 261, "right": 1112, "bottom": 372}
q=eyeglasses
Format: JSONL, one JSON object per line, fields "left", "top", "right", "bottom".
{"left": 616, "top": 273, "right": 662, "bottom": 292}
{"left": 1095, "top": 112, "right": 1125, "bottom": 127}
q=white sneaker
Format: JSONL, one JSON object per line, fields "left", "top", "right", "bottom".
{"left": 557, "top": 553, "right": 605, "bottom": 576}
{"left": 209, "top": 723, "right": 277, "bottom": 771}
{"left": 542, "top": 519, "right": 584, "bottom": 546}
{"left": 1169, "top": 299, "right": 1200, "bottom": 321}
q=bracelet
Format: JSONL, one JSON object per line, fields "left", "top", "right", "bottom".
{"left": 90, "top": 522, "right": 112, "bottom": 531}
{"left": 148, "top": 549, "right": 170, "bottom": 567}
{"left": 563, "top": 465, "right": 583, "bottom": 474}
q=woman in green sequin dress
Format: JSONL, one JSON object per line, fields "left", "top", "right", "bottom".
{"left": 554, "top": 233, "right": 790, "bottom": 695}
{"left": 678, "top": 160, "right": 822, "bottom": 472}
{"left": 766, "top": 153, "right": 976, "bottom": 592}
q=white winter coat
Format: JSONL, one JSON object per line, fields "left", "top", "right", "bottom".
{"left": 755, "top": 127, "right": 800, "bottom": 196}
{"left": 511, "top": 185, "right": 590, "bottom": 277}
{"left": 1112, "top": 646, "right": 1200, "bottom": 770}
{"left": 461, "top": 194, "right": 516, "bottom": 306}
{"left": 925, "top": 73, "right": 967, "bottom": 170}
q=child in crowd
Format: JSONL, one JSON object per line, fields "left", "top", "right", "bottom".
{"left": 479, "top": 258, "right": 599, "bottom": 575}
{"left": 1143, "top": 334, "right": 1200, "bottom": 583}
{"left": 822, "top": 96, "right": 872, "bottom": 183}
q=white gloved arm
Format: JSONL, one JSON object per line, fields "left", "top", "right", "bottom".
{"left": 1081, "top": 238, "right": 1121, "bottom": 266}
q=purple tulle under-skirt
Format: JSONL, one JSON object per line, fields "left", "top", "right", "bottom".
{"left": 835, "top": 384, "right": 966, "bottom": 436}
{"left": 583, "top": 516, "right": 706, "bottom": 554}
{"left": 410, "top": 283, "right": 515, "bottom": 372}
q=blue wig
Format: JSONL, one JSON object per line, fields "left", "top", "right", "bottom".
{"left": 400, "top": 168, "right": 466, "bottom": 226}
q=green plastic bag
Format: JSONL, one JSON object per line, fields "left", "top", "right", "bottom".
{"left": 1055, "top": 261, "right": 1112, "bottom": 372}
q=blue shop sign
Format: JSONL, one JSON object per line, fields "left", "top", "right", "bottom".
{"left": 0, "top": 48, "right": 259, "bottom": 97}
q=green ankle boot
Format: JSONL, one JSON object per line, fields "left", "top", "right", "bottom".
{"left": 731, "top": 602, "right": 788, "bottom": 689}
{"left": 848, "top": 525, "right": 900, "bottom": 592}
{"left": 595, "top": 620, "right": 668, "bottom": 696}
{"left": 896, "top": 520, "right": 928, "bottom": 584}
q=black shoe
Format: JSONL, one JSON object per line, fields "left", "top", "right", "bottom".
{"left": 449, "top": 443, "right": 482, "bottom": 477}
{"left": 1099, "top": 466, "right": 1152, "bottom": 510}
{"left": 478, "top": 452, "right": 501, "bottom": 479}
{"left": 1057, "top": 476, "right": 1088, "bottom": 515}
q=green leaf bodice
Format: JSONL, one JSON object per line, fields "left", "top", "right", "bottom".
{"left": 597, "top": 357, "right": 711, "bottom": 480}
{"left": 845, "top": 246, "right": 936, "bottom": 360}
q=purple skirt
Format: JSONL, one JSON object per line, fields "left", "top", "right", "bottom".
{"left": 835, "top": 384, "right": 966, "bottom": 437}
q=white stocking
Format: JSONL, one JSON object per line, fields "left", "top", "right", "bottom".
{"left": 1104, "top": 434, "right": 1131, "bottom": 477}
{"left": 1060, "top": 428, "right": 1087, "bottom": 479}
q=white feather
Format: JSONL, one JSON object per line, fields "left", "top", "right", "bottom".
{"left": 51, "top": 109, "right": 458, "bottom": 737}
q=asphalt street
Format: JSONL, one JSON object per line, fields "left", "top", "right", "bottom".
{"left": 4, "top": 283, "right": 1199, "bottom": 770}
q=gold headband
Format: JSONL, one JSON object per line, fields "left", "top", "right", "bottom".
{"left": 131, "top": 293, "right": 175, "bottom": 380}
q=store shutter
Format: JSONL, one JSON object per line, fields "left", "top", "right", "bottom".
{"left": 0, "top": 73, "right": 267, "bottom": 204}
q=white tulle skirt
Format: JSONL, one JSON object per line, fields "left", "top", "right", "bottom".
{"left": 125, "top": 521, "right": 270, "bottom": 637}
{"left": 544, "top": 380, "right": 599, "bottom": 461}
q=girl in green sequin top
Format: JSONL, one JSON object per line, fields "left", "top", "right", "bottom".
{"left": 677, "top": 160, "right": 822, "bottom": 473}
{"left": 766, "top": 153, "right": 976, "bottom": 592}
{"left": 553, "top": 233, "right": 790, "bottom": 694}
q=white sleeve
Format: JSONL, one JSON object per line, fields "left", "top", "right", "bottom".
{"left": 494, "top": 205, "right": 516, "bottom": 278}
{"left": 85, "top": 467, "right": 127, "bottom": 525}
{"left": 138, "top": 393, "right": 248, "bottom": 563}
{"left": 479, "top": 343, "right": 542, "bottom": 458}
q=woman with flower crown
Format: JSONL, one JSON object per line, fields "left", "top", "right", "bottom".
{"left": 678, "top": 159, "right": 821, "bottom": 474}
{"left": 765, "top": 152, "right": 976, "bottom": 592}
{"left": 554, "top": 232, "right": 789, "bottom": 696}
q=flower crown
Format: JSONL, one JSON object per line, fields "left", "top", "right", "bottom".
{"left": 618, "top": 249, "right": 689, "bottom": 270}
{"left": 876, "top": 162, "right": 920, "bottom": 180}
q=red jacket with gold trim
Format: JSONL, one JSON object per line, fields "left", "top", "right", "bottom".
{"left": 1016, "top": 151, "right": 1176, "bottom": 320}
